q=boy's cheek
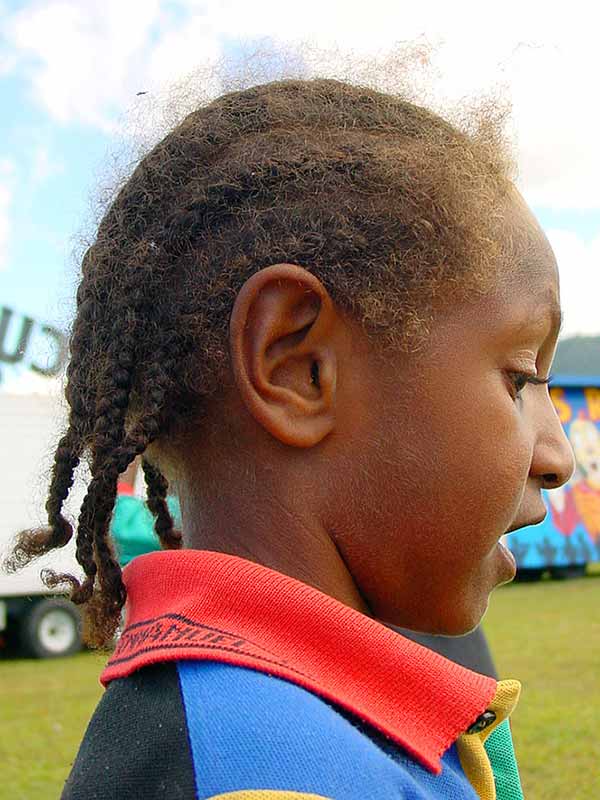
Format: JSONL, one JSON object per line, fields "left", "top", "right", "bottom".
{"left": 367, "top": 416, "right": 520, "bottom": 524}
{"left": 343, "top": 367, "right": 531, "bottom": 553}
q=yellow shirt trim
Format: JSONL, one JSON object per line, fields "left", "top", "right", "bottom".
{"left": 456, "top": 679, "right": 521, "bottom": 800}
{"left": 209, "top": 793, "right": 332, "bottom": 799}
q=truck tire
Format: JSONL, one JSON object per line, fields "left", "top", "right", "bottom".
{"left": 514, "top": 567, "right": 544, "bottom": 582}
{"left": 550, "top": 564, "right": 587, "bottom": 580}
{"left": 19, "top": 598, "right": 82, "bottom": 658}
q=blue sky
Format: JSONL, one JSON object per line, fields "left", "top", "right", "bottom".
{"left": 1, "top": 0, "right": 599, "bottom": 391}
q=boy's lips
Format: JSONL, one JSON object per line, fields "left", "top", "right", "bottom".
{"left": 504, "top": 509, "right": 547, "bottom": 535}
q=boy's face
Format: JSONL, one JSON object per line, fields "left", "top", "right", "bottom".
{"left": 329, "top": 201, "right": 575, "bottom": 635}
{"left": 199, "top": 194, "right": 574, "bottom": 639}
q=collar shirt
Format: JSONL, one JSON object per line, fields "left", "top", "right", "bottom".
{"left": 64, "top": 550, "right": 524, "bottom": 800}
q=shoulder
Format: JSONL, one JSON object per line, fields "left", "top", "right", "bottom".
{"left": 64, "top": 659, "right": 469, "bottom": 800}
{"left": 62, "top": 662, "right": 196, "bottom": 800}
{"left": 176, "top": 661, "right": 451, "bottom": 798}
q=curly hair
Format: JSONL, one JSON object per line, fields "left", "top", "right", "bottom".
{"left": 6, "top": 75, "right": 515, "bottom": 647}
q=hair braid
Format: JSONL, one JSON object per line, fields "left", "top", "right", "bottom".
{"left": 67, "top": 294, "right": 140, "bottom": 633}
{"left": 34, "top": 351, "right": 135, "bottom": 636}
{"left": 60, "top": 307, "right": 181, "bottom": 641}
{"left": 4, "top": 428, "right": 79, "bottom": 572}
{"left": 142, "top": 458, "right": 182, "bottom": 550}
{"left": 134, "top": 342, "right": 183, "bottom": 550}
{"left": 43, "top": 432, "right": 80, "bottom": 546}
{"left": 39, "top": 272, "right": 147, "bottom": 639}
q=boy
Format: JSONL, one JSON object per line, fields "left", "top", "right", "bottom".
{"left": 11, "top": 78, "right": 573, "bottom": 798}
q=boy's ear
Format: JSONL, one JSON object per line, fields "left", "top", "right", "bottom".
{"left": 229, "top": 263, "right": 337, "bottom": 447}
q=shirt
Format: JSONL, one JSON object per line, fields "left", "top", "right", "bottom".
{"left": 63, "top": 550, "right": 524, "bottom": 800}
{"left": 111, "top": 482, "right": 182, "bottom": 566}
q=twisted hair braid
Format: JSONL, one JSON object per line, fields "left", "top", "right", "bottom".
{"left": 7, "top": 77, "right": 513, "bottom": 646}
{"left": 7, "top": 250, "right": 183, "bottom": 644}
{"left": 142, "top": 458, "right": 183, "bottom": 550}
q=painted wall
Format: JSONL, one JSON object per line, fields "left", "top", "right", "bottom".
{"left": 508, "top": 382, "right": 600, "bottom": 569}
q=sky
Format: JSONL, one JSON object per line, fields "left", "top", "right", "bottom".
{"left": 0, "top": 0, "right": 599, "bottom": 393}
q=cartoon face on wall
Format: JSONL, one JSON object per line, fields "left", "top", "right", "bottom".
{"left": 569, "top": 414, "right": 600, "bottom": 490}
{"left": 546, "top": 389, "right": 600, "bottom": 541}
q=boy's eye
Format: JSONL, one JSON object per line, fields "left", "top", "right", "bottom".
{"left": 508, "top": 371, "right": 552, "bottom": 399}
{"left": 510, "top": 373, "right": 529, "bottom": 396}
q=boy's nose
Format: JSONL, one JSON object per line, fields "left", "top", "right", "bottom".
{"left": 532, "top": 408, "right": 576, "bottom": 490}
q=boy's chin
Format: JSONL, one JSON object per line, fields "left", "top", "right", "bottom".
{"left": 436, "top": 599, "right": 491, "bottom": 637}
{"left": 385, "top": 595, "right": 491, "bottom": 638}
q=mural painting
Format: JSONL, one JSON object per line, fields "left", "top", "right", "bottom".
{"left": 509, "top": 383, "right": 600, "bottom": 570}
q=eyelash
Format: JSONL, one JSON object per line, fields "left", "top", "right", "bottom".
{"left": 509, "top": 372, "right": 553, "bottom": 398}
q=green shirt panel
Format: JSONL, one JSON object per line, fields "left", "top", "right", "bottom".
{"left": 485, "top": 718, "right": 524, "bottom": 800}
{"left": 111, "top": 494, "right": 182, "bottom": 567}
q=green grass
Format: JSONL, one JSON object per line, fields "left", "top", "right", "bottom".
{"left": 484, "top": 570, "right": 600, "bottom": 799}
{"left": 1, "top": 572, "right": 599, "bottom": 799}
{"left": 0, "top": 649, "right": 106, "bottom": 800}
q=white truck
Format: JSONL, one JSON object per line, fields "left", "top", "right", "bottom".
{"left": 0, "top": 391, "right": 86, "bottom": 658}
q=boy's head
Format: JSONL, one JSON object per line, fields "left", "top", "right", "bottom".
{"left": 9, "top": 77, "right": 574, "bottom": 644}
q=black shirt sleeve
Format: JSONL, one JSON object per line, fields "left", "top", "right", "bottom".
{"left": 392, "top": 624, "right": 498, "bottom": 679}
{"left": 62, "top": 662, "right": 197, "bottom": 800}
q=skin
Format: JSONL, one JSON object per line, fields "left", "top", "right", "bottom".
{"left": 119, "top": 457, "right": 140, "bottom": 489}
{"left": 173, "top": 197, "right": 575, "bottom": 636}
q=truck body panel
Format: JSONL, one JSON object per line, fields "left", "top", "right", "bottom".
{"left": 0, "top": 392, "right": 85, "bottom": 600}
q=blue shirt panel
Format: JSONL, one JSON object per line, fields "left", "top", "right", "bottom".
{"left": 177, "top": 661, "right": 479, "bottom": 800}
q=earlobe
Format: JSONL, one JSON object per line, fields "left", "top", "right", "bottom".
{"left": 229, "top": 264, "right": 338, "bottom": 448}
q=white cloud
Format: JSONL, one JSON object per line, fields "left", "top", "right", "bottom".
{"left": 507, "top": 44, "right": 600, "bottom": 211}
{"left": 547, "top": 228, "right": 600, "bottom": 337}
{"left": 4, "top": 0, "right": 216, "bottom": 132}
{"left": 0, "top": 50, "right": 17, "bottom": 75}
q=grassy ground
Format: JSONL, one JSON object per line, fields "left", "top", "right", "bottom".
{"left": 484, "top": 568, "right": 600, "bottom": 799}
{"left": 1, "top": 571, "right": 599, "bottom": 799}
{"left": 0, "top": 649, "right": 106, "bottom": 800}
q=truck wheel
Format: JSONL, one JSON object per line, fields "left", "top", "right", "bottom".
{"left": 19, "top": 598, "right": 82, "bottom": 658}
{"left": 514, "top": 567, "right": 544, "bottom": 582}
{"left": 550, "top": 564, "right": 587, "bottom": 580}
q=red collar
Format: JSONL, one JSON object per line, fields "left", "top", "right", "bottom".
{"left": 102, "top": 550, "right": 496, "bottom": 774}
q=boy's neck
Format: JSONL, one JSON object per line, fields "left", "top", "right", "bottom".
{"left": 179, "top": 476, "right": 371, "bottom": 618}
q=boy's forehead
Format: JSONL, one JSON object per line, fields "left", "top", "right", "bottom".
{"left": 500, "top": 287, "right": 562, "bottom": 339}
{"left": 431, "top": 256, "right": 561, "bottom": 348}
{"left": 501, "top": 191, "right": 555, "bottom": 267}
{"left": 493, "top": 192, "right": 559, "bottom": 300}
{"left": 503, "top": 240, "right": 560, "bottom": 316}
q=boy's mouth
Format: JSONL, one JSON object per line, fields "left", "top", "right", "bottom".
{"left": 497, "top": 539, "right": 517, "bottom": 577}
{"left": 504, "top": 510, "right": 547, "bottom": 535}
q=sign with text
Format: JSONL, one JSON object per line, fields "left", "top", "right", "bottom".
{"left": 0, "top": 305, "right": 67, "bottom": 386}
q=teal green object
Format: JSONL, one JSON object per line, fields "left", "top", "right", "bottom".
{"left": 485, "top": 718, "right": 524, "bottom": 800}
{"left": 111, "top": 494, "right": 182, "bottom": 567}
